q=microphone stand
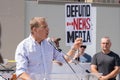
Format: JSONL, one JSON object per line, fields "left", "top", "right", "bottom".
{"left": 57, "top": 49, "right": 80, "bottom": 80}
{"left": 58, "top": 48, "right": 90, "bottom": 73}
{"left": 74, "top": 50, "right": 90, "bottom": 73}
{"left": 53, "top": 46, "right": 91, "bottom": 73}
{"left": 48, "top": 39, "right": 90, "bottom": 79}
{"left": 59, "top": 49, "right": 91, "bottom": 80}
{"left": 48, "top": 39, "right": 80, "bottom": 79}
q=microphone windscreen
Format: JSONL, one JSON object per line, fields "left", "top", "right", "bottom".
{"left": 47, "top": 37, "right": 56, "bottom": 47}
{"left": 47, "top": 37, "right": 51, "bottom": 42}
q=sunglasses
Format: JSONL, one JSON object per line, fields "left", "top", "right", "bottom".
{"left": 80, "top": 45, "right": 86, "bottom": 48}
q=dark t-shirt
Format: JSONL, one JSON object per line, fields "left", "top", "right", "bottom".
{"left": 91, "top": 51, "right": 120, "bottom": 80}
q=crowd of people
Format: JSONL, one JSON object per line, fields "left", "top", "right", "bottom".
{"left": 13, "top": 17, "right": 120, "bottom": 80}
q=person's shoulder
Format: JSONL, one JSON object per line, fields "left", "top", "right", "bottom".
{"left": 84, "top": 53, "right": 92, "bottom": 60}
{"left": 17, "top": 36, "right": 32, "bottom": 47}
{"left": 92, "top": 51, "right": 102, "bottom": 57}
{"left": 43, "top": 38, "right": 54, "bottom": 48}
{"left": 94, "top": 51, "right": 101, "bottom": 55}
{"left": 110, "top": 51, "right": 117, "bottom": 54}
{"left": 44, "top": 38, "right": 52, "bottom": 45}
{"left": 110, "top": 51, "right": 120, "bottom": 57}
{"left": 84, "top": 53, "right": 91, "bottom": 57}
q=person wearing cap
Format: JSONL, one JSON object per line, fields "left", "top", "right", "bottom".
{"left": 69, "top": 45, "right": 92, "bottom": 63}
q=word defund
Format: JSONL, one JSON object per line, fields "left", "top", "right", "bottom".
{"left": 66, "top": 4, "right": 90, "bottom": 17}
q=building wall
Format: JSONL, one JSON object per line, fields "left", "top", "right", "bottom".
{"left": 0, "top": 0, "right": 25, "bottom": 59}
{"left": 25, "top": 1, "right": 97, "bottom": 56}
{"left": 96, "top": 5, "right": 120, "bottom": 55}
{"left": 25, "top": 1, "right": 120, "bottom": 56}
{"left": 0, "top": 0, "right": 120, "bottom": 60}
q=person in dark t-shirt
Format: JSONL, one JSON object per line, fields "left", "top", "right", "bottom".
{"left": 91, "top": 37, "right": 120, "bottom": 80}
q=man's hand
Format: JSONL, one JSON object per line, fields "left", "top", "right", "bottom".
{"left": 99, "top": 76, "right": 108, "bottom": 80}
{"left": 72, "top": 38, "right": 83, "bottom": 50}
{"left": 65, "top": 38, "right": 83, "bottom": 62}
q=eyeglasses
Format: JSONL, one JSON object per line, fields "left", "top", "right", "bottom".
{"left": 80, "top": 45, "right": 86, "bottom": 49}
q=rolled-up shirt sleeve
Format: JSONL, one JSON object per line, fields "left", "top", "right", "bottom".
{"left": 15, "top": 43, "right": 28, "bottom": 76}
{"left": 53, "top": 49, "right": 66, "bottom": 63}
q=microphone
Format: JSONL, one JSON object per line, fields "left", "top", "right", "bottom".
{"left": 47, "top": 38, "right": 61, "bottom": 52}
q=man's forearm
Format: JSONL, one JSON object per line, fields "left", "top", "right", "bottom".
{"left": 64, "top": 38, "right": 82, "bottom": 62}
{"left": 104, "top": 66, "right": 120, "bottom": 79}
{"left": 64, "top": 47, "right": 77, "bottom": 62}
{"left": 18, "top": 72, "right": 32, "bottom": 80}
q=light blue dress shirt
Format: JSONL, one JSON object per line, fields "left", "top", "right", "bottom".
{"left": 15, "top": 35, "right": 65, "bottom": 80}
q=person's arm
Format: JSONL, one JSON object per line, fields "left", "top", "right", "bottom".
{"left": 99, "top": 66, "right": 120, "bottom": 80}
{"left": 53, "top": 60, "right": 63, "bottom": 66}
{"left": 91, "top": 53, "right": 99, "bottom": 73}
{"left": 69, "top": 53, "right": 78, "bottom": 63}
{"left": 15, "top": 43, "right": 32, "bottom": 80}
{"left": 64, "top": 38, "right": 82, "bottom": 62}
{"left": 18, "top": 72, "right": 32, "bottom": 80}
{"left": 91, "top": 64, "right": 99, "bottom": 73}
{"left": 91, "top": 64, "right": 102, "bottom": 78}
{"left": 73, "top": 53, "right": 79, "bottom": 59}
